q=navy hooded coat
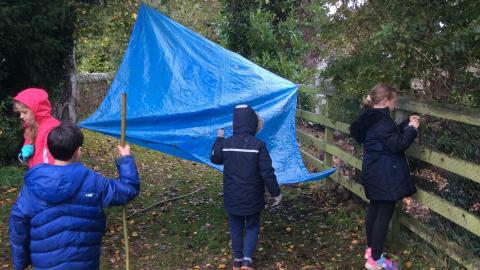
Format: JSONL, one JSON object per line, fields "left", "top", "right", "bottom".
{"left": 211, "top": 105, "right": 281, "bottom": 216}
{"left": 9, "top": 156, "right": 139, "bottom": 270}
{"left": 350, "top": 107, "right": 417, "bottom": 201}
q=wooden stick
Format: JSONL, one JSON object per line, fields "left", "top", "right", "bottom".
{"left": 127, "top": 187, "right": 205, "bottom": 219}
{"left": 121, "top": 93, "right": 127, "bottom": 146}
{"left": 120, "top": 93, "right": 130, "bottom": 270}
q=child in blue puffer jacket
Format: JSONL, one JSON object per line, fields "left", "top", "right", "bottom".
{"left": 9, "top": 122, "right": 140, "bottom": 270}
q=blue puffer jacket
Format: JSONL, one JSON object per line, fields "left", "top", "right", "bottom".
{"left": 9, "top": 156, "right": 139, "bottom": 270}
{"left": 211, "top": 105, "right": 281, "bottom": 216}
{"left": 350, "top": 107, "right": 417, "bottom": 201}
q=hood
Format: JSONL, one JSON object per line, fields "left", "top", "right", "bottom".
{"left": 233, "top": 105, "right": 258, "bottom": 135}
{"left": 349, "top": 107, "right": 390, "bottom": 144}
{"left": 14, "top": 88, "right": 53, "bottom": 123}
{"left": 25, "top": 163, "right": 87, "bottom": 203}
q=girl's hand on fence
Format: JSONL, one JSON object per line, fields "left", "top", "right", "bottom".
{"left": 410, "top": 115, "right": 421, "bottom": 122}
{"left": 409, "top": 118, "right": 420, "bottom": 129}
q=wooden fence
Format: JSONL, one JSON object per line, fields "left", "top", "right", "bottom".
{"left": 296, "top": 85, "right": 480, "bottom": 269}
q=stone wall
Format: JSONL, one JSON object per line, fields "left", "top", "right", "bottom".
{"left": 76, "top": 73, "right": 114, "bottom": 121}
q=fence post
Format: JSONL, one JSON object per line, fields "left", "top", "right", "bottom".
{"left": 323, "top": 84, "right": 335, "bottom": 189}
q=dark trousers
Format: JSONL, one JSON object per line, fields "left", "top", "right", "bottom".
{"left": 228, "top": 212, "right": 261, "bottom": 259}
{"left": 366, "top": 201, "right": 396, "bottom": 260}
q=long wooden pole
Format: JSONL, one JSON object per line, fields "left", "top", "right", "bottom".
{"left": 120, "top": 93, "right": 130, "bottom": 270}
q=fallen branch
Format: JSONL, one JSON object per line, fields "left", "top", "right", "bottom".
{"left": 127, "top": 187, "right": 205, "bottom": 219}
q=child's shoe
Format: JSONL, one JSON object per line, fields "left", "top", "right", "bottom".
{"left": 377, "top": 255, "right": 398, "bottom": 270}
{"left": 365, "top": 257, "right": 382, "bottom": 270}
{"left": 241, "top": 259, "right": 254, "bottom": 270}
{"left": 364, "top": 247, "right": 372, "bottom": 259}
{"left": 365, "top": 255, "right": 398, "bottom": 270}
{"left": 232, "top": 259, "right": 242, "bottom": 270}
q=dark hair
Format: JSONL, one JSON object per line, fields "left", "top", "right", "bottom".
{"left": 362, "top": 83, "right": 398, "bottom": 108}
{"left": 47, "top": 122, "right": 84, "bottom": 161}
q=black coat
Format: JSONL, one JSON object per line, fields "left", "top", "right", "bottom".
{"left": 350, "top": 107, "right": 417, "bottom": 201}
{"left": 211, "top": 105, "right": 281, "bottom": 216}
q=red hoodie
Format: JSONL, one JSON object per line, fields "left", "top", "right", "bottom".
{"left": 14, "top": 88, "right": 61, "bottom": 168}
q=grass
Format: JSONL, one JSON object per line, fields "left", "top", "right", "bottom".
{"left": 0, "top": 166, "right": 24, "bottom": 188}
{"left": 0, "top": 165, "right": 25, "bottom": 269}
{"left": 0, "top": 130, "right": 465, "bottom": 269}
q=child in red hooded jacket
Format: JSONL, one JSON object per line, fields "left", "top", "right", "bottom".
{"left": 13, "top": 88, "right": 60, "bottom": 168}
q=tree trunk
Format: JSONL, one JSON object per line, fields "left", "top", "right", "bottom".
{"left": 68, "top": 49, "right": 78, "bottom": 123}
{"left": 54, "top": 48, "right": 77, "bottom": 122}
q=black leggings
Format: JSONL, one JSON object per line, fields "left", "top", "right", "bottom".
{"left": 366, "top": 201, "right": 397, "bottom": 260}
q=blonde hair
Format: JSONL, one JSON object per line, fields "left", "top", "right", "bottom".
{"left": 362, "top": 83, "right": 398, "bottom": 108}
{"left": 14, "top": 100, "right": 38, "bottom": 143}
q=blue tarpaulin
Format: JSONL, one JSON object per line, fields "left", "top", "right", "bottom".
{"left": 80, "top": 4, "right": 335, "bottom": 184}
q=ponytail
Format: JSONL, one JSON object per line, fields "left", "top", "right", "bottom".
{"left": 362, "top": 95, "right": 374, "bottom": 108}
{"left": 362, "top": 83, "right": 397, "bottom": 108}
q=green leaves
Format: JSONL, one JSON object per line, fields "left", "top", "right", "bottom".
{"left": 0, "top": 100, "right": 22, "bottom": 164}
{"left": 0, "top": 0, "right": 76, "bottom": 100}
{"left": 219, "top": 0, "right": 313, "bottom": 83}
{"left": 313, "top": 0, "right": 480, "bottom": 108}
{"left": 76, "top": 0, "right": 222, "bottom": 73}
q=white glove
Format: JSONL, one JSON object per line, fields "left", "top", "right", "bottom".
{"left": 272, "top": 194, "right": 282, "bottom": 207}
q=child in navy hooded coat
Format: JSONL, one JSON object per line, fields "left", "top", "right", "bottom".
{"left": 9, "top": 122, "right": 140, "bottom": 270}
{"left": 350, "top": 84, "right": 420, "bottom": 270}
{"left": 211, "top": 105, "right": 281, "bottom": 270}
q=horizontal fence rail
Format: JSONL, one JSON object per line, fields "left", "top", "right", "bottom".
{"left": 296, "top": 84, "right": 480, "bottom": 269}
{"left": 297, "top": 129, "right": 480, "bottom": 237}
{"left": 296, "top": 109, "right": 480, "bottom": 185}
{"left": 299, "top": 85, "right": 480, "bottom": 127}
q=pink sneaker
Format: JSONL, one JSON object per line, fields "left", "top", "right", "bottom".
{"left": 365, "top": 257, "right": 382, "bottom": 270}
{"left": 364, "top": 247, "right": 372, "bottom": 259}
{"left": 365, "top": 255, "right": 398, "bottom": 270}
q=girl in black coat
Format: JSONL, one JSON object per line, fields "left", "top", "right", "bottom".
{"left": 350, "top": 84, "right": 420, "bottom": 270}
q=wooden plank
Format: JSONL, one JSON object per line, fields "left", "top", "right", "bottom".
{"left": 407, "top": 144, "right": 480, "bottom": 185}
{"left": 297, "top": 110, "right": 480, "bottom": 184}
{"left": 324, "top": 143, "right": 362, "bottom": 170}
{"left": 297, "top": 130, "right": 362, "bottom": 170}
{"left": 300, "top": 149, "right": 324, "bottom": 170}
{"left": 388, "top": 204, "right": 403, "bottom": 252}
{"left": 301, "top": 144, "right": 480, "bottom": 267}
{"left": 299, "top": 85, "right": 480, "bottom": 127}
{"left": 301, "top": 149, "right": 368, "bottom": 201}
{"left": 299, "top": 84, "right": 480, "bottom": 127}
{"left": 324, "top": 128, "right": 334, "bottom": 166}
{"left": 412, "top": 188, "right": 480, "bottom": 237}
{"left": 397, "top": 97, "right": 480, "bottom": 127}
{"left": 324, "top": 95, "right": 335, "bottom": 188}
{"left": 324, "top": 127, "right": 334, "bottom": 189}
{"left": 296, "top": 130, "right": 325, "bottom": 151}
{"left": 296, "top": 109, "right": 350, "bottom": 134}
{"left": 400, "top": 215, "right": 480, "bottom": 270}
{"left": 300, "top": 138, "right": 480, "bottom": 268}
{"left": 298, "top": 131, "right": 480, "bottom": 237}
{"left": 298, "top": 85, "right": 320, "bottom": 95}
{"left": 329, "top": 170, "right": 368, "bottom": 201}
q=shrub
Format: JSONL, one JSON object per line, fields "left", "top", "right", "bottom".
{"left": 0, "top": 100, "right": 22, "bottom": 165}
